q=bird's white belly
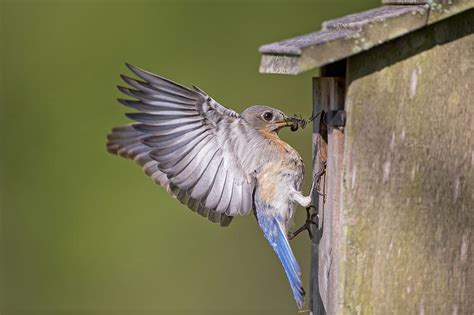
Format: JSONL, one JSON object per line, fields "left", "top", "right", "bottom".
{"left": 256, "top": 161, "right": 301, "bottom": 225}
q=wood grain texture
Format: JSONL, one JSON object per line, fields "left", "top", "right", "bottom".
{"left": 312, "top": 77, "right": 346, "bottom": 314}
{"left": 341, "top": 10, "right": 473, "bottom": 314}
{"left": 310, "top": 78, "right": 327, "bottom": 315}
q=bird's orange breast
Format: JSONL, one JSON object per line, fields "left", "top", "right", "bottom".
{"left": 258, "top": 128, "right": 294, "bottom": 156}
{"left": 255, "top": 129, "right": 304, "bottom": 206}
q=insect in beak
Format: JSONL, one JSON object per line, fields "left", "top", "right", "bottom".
{"left": 286, "top": 114, "right": 307, "bottom": 132}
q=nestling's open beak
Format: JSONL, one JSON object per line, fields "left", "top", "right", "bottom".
{"left": 275, "top": 116, "right": 307, "bottom": 131}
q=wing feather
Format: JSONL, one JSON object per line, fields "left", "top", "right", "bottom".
{"left": 120, "top": 75, "right": 199, "bottom": 102}
{"left": 149, "top": 131, "right": 209, "bottom": 157}
{"left": 154, "top": 135, "right": 213, "bottom": 173}
{"left": 228, "top": 180, "right": 243, "bottom": 215}
{"left": 125, "top": 63, "right": 198, "bottom": 100}
{"left": 216, "top": 172, "right": 234, "bottom": 213}
{"left": 203, "top": 159, "right": 227, "bottom": 209}
{"left": 189, "top": 155, "right": 223, "bottom": 200}
{"left": 125, "top": 112, "right": 202, "bottom": 125}
{"left": 106, "top": 125, "right": 232, "bottom": 225}
{"left": 118, "top": 98, "right": 196, "bottom": 112}
{"left": 132, "top": 121, "right": 203, "bottom": 135}
{"left": 171, "top": 142, "right": 220, "bottom": 189}
{"left": 107, "top": 64, "right": 257, "bottom": 224}
{"left": 119, "top": 86, "right": 197, "bottom": 105}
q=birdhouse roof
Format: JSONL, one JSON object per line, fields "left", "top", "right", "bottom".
{"left": 258, "top": 0, "right": 473, "bottom": 75}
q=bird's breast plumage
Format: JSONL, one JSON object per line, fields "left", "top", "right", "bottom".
{"left": 253, "top": 128, "right": 305, "bottom": 224}
{"left": 256, "top": 128, "right": 305, "bottom": 185}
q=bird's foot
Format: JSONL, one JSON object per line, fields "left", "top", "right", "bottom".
{"left": 288, "top": 206, "right": 318, "bottom": 240}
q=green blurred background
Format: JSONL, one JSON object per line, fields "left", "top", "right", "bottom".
{"left": 1, "top": 0, "right": 377, "bottom": 314}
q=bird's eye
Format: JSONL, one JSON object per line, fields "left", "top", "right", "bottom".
{"left": 262, "top": 112, "right": 273, "bottom": 121}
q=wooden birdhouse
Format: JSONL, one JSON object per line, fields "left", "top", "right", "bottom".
{"left": 258, "top": 1, "right": 473, "bottom": 314}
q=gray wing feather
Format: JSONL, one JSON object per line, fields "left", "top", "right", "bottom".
{"left": 216, "top": 172, "right": 234, "bottom": 213}
{"left": 171, "top": 140, "right": 220, "bottom": 189}
{"left": 107, "top": 125, "right": 233, "bottom": 227}
{"left": 203, "top": 159, "right": 227, "bottom": 209}
{"left": 107, "top": 63, "right": 256, "bottom": 223}
{"left": 189, "top": 155, "right": 222, "bottom": 199}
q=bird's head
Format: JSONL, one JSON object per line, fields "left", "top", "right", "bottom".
{"left": 241, "top": 105, "right": 306, "bottom": 133}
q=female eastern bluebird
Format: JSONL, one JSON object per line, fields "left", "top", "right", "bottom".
{"left": 107, "top": 64, "right": 313, "bottom": 309}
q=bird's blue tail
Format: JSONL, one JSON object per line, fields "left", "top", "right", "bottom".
{"left": 257, "top": 214, "right": 305, "bottom": 309}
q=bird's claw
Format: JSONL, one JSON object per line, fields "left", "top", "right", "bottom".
{"left": 288, "top": 207, "right": 318, "bottom": 240}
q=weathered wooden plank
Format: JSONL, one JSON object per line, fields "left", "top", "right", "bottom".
{"left": 259, "top": 30, "right": 352, "bottom": 76}
{"left": 259, "top": 29, "right": 352, "bottom": 55}
{"left": 427, "top": 0, "right": 474, "bottom": 24}
{"left": 382, "top": 0, "right": 429, "bottom": 3}
{"left": 341, "top": 10, "right": 473, "bottom": 314}
{"left": 324, "top": 77, "right": 345, "bottom": 315}
{"left": 310, "top": 78, "right": 327, "bottom": 315}
{"left": 258, "top": 1, "right": 474, "bottom": 75}
{"left": 259, "top": 5, "right": 428, "bottom": 75}
{"left": 259, "top": 55, "right": 301, "bottom": 76}
{"left": 313, "top": 77, "right": 345, "bottom": 314}
{"left": 321, "top": 5, "right": 426, "bottom": 31}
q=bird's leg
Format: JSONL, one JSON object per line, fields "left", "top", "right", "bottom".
{"left": 288, "top": 206, "right": 318, "bottom": 240}
{"left": 287, "top": 159, "right": 327, "bottom": 241}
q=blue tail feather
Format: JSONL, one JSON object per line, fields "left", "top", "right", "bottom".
{"left": 274, "top": 219, "right": 305, "bottom": 309}
{"left": 257, "top": 214, "right": 305, "bottom": 309}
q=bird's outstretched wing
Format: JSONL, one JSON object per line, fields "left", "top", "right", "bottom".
{"left": 107, "top": 64, "right": 255, "bottom": 226}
